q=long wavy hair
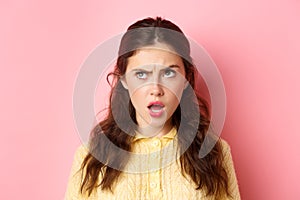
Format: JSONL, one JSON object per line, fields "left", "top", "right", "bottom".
{"left": 80, "top": 17, "right": 230, "bottom": 198}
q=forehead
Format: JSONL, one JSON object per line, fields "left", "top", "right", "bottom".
{"left": 126, "top": 47, "right": 184, "bottom": 71}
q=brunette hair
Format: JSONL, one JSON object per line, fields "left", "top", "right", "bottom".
{"left": 80, "top": 17, "right": 230, "bottom": 198}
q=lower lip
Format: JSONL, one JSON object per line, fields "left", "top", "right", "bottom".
{"left": 148, "top": 108, "right": 164, "bottom": 117}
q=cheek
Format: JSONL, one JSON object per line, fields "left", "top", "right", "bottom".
{"left": 160, "top": 74, "right": 187, "bottom": 97}
{"left": 165, "top": 83, "right": 185, "bottom": 100}
{"left": 128, "top": 88, "right": 146, "bottom": 107}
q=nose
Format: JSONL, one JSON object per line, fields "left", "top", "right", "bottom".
{"left": 150, "top": 84, "right": 164, "bottom": 96}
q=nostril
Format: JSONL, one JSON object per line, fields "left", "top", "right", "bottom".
{"left": 150, "top": 90, "right": 164, "bottom": 96}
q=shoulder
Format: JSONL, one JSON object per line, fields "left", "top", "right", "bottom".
{"left": 70, "top": 144, "right": 90, "bottom": 170}
{"left": 74, "top": 144, "right": 89, "bottom": 159}
{"left": 65, "top": 145, "right": 90, "bottom": 199}
{"left": 219, "top": 138, "right": 231, "bottom": 152}
{"left": 218, "top": 138, "right": 236, "bottom": 169}
{"left": 218, "top": 139, "right": 241, "bottom": 199}
{"left": 218, "top": 138, "right": 235, "bottom": 164}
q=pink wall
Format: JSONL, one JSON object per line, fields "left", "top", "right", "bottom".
{"left": 1, "top": 0, "right": 299, "bottom": 199}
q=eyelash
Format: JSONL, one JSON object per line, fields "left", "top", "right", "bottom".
{"left": 135, "top": 69, "right": 176, "bottom": 79}
{"left": 163, "top": 69, "right": 176, "bottom": 77}
{"left": 135, "top": 71, "right": 148, "bottom": 79}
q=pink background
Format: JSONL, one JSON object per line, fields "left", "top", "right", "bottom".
{"left": 1, "top": 0, "right": 300, "bottom": 199}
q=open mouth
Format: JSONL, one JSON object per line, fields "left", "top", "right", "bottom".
{"left": 147, "top": 101, "right": 165, "bottom": 117}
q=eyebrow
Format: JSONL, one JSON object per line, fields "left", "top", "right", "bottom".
{"left": 168, "top": 64, "right": 181, "bottom": 69}
{"left": 130, "top": 64, "right": 181, "bottom": 72}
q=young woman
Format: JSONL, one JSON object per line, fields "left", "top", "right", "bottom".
{"left": 65, "top": 17, "right": 240, "bottom": 199}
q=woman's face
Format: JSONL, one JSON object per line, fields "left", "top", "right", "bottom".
{"left": 121, "top": 45, "right": 188, "bottom": 136}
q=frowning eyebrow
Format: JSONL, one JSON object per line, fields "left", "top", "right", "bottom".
{"left": 168, "top": 64, "right": 181, "bottom": 69}
{"left": 130, "top": 64, "right": 181, "bottom": 72}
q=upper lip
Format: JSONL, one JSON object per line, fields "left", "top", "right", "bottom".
{"left": 147, "top": 101, "right": 165, "bottom": 108}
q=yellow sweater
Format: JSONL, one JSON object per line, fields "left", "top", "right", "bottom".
{"left": 65, "top": 128, "right": 241, "bottom": 199}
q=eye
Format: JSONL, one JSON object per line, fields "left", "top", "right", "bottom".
{"left": 163, "top": 69, "right": 176, "bottom": 78}
{"left": 135, "top": 71, "right": 148, "bottom": 79}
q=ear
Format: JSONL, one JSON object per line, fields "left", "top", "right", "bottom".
{"left": 120, "top": 78, "right": 128, "bottom": 90}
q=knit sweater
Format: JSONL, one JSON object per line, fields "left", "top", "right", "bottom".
{"left": 65, "top": 128, "right": 241, "bottom": 199}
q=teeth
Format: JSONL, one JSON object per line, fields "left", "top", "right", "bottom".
{"left": 151, "top": 108, "right": 161, "bottom": 113}
{"left": 150, "top": 105, "right": 163, "bottom": 112}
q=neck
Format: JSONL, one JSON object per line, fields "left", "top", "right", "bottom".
{"left": 137, "top": 120, "right": 173, "bottom": 138}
